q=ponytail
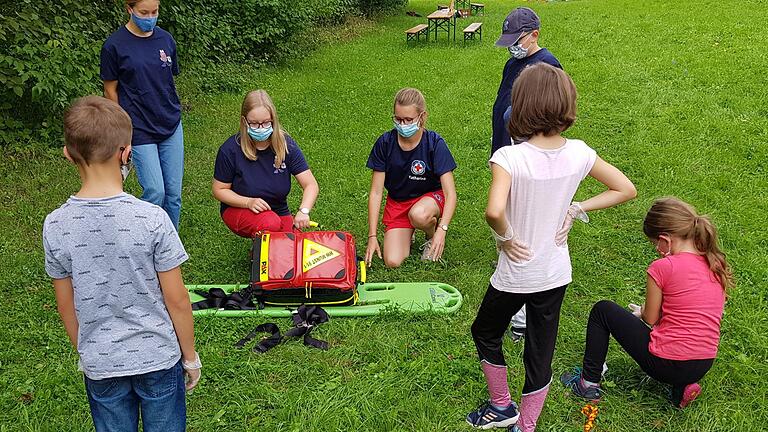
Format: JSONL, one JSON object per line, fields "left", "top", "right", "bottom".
{"left": 692, "top": 216, "right": 734, "bottom": 290}
{"left": 643, "top": 197, "right": 733, "bottom": 290}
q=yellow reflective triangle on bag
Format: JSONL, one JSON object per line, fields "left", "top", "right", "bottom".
{"left": 302, "top": 239, "right": 340, "bottom": 273}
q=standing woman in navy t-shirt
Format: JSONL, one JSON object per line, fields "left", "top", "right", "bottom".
{"left": 212, "top": 90, "right": 319, "bottom": 238}
{"left": 100, "top": 0, "right": 184, "bottom": 230}
{"left": 365, "top": 88, "right": 457, "bottom": 268}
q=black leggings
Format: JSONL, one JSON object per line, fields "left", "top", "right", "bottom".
{"left": 471, "top": 284, "right": 567, "bottom": 394}
{"left": 582, "top": 300, "right": 714, "bottom": 389}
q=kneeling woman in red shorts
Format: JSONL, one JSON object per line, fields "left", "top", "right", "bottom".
{"left": 213, "top": 90, "right": 319, "bottom": 237}
{"left": 365, "top": 88, "right": 457, "bottom": 267}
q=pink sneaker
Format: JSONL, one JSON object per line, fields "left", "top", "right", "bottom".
{"left": 678, "top": 383, "right": 702, "bottom": 408}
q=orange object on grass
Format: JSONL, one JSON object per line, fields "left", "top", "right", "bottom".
{"left": 582, "top": 403, "right": 598, "bottom": 432}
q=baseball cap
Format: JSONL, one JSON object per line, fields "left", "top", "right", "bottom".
{"left": 495, "top": 7, "right": 541, "bottom": 47}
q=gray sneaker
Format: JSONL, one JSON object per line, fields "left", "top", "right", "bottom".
{"left": 420, "top": 238, "right": 433, "bottom": 261}
{"left": 507, "top": 327, "right": 525, "bottom": 343}
{"left": 560, "top": 368, "right": 602, "bottom": 400}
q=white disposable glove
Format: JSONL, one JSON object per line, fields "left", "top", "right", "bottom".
{"left": 555, "top": 202, "right": 589, "bottom": 247}
{"left": 182, "top": 352, "right": 202, "bottom": 391}
{"left": 493, "top": 226, "right": 532, "bottom": 263}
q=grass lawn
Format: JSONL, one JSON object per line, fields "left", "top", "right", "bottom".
{"left": 2, "top": 0, "right": 767, "bottom": 430}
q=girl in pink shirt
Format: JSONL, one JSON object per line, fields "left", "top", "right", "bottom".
{"left": 562, "top": 197, "right": 733, "bottom": 409}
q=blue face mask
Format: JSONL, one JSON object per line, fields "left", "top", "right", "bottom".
{"left": 247, "top": 125, "right": 273, "bottom": 142}
{"left": 131, "top": 13, "right": 158, "bottom": 33}
{"left": 395, "top": 121, "right": 420, "bottom": 138}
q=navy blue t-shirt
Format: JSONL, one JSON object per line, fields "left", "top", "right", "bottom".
{"left": 491, "top": 48, "right": 562, "bottom": 156}
{"left": 367, "top": 129, "right": 457, "bottom": 202}
{"left": 100, "top": 26, "right": 181, "bottom": 146}
{"left": 214, "top": 133, "right": 310, "bottom": 216}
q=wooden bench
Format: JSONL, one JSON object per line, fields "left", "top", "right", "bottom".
{"left": 470, "top": 3, "right": 484, "bottom": 16}
{"left": 405, "top": 24, "right": 429, "bottom": 43}
{"left": 463, "top": 22, "right": 482, "bottom": 43}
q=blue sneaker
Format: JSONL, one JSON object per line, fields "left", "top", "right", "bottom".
{"left": 560, "top": 367, "right": 601, "bottom": 400}
{"left": 466, "top": 401, "right": 520, "bottom": 429}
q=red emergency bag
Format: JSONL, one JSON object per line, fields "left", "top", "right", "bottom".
{"left": 250, "top": 231, "right": 365, "bottom": 306}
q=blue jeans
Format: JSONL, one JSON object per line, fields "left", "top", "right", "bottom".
{"left": 84, "top": 361, "right": 186, "bottom": 432}
{"left": 132, "top": 122, "right": 184, "bottom": 230}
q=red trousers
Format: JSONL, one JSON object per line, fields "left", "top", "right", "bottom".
{"left": 222, "top": 208, "right": 295, "bottom": 238}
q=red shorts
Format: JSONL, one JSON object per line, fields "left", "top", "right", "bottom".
{"left": 221, "top": 208, "right": 296, "bottom": 238}
{"left": 383, "top": 190, "right": 445, "bottom": 231}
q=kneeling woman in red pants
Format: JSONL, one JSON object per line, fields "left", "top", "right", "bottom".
{"left": 213, "top": 90, "right": 319, "bottom": 237}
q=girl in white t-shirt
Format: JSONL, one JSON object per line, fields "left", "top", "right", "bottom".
{"left": 466, "top": 63, "right": 637, "bottom": 431}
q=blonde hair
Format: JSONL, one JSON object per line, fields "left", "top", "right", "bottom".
{"left": 64, "top": 96, "right": 132, "bottom": 166}
{"left": 643, "top": 197, "right": 734, "bottom": 290}
{"left": 239, "top": 90, "right": 287, "bottom": 167}
{"left": 394, "top": 88, "right": 428, "bottom": 127}
{"left": 125, "top": 0, "right": 158, "bottom": 8}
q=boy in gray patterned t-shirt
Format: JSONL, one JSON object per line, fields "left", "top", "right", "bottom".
{"left": 43, "top": 96, "right": 201, "bottom": 432}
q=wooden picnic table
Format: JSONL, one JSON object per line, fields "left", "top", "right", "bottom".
{"left": 427, "top": 9, "right": 457, "bottom": 42}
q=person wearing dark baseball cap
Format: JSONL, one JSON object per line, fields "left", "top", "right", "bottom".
{"left": 490, "top": 7, "right": 562, "bottom": 156}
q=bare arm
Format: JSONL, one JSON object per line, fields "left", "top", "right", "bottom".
{"left": 426, "top": 171, "right": 457, "bottom": 260}
{"left": 293, "top": 169, "right": 319, "bottom": 229}
{"left": 102, "top": 80, "right": 131, "bottom": 162}
{"left": 212, "top": 179, "right": 251, "bottom": 208}
{"left": 158, "top": 267, "right": 196, "bottom": 362}
{"left": 294, "top": 170, "right": 319, "bottom": 211}
{"left": 103, "top": 80, "right": 118, "bottom": 103}
{"left": 367, "top": 171, "right": 386, "bottom": 237}
{"left": 485, "top": 163, "right": 512, "bottom": 235}
{"left": 53, "top": 278, "right": 78, "bottom": 348}
{"left": 486, "top": 163, "right": 531, "bottom": 262}
{"left": 641, "top": 275, "right": 663, "bottom": 326}
{"left": 364, "top": 171, "right": 386, "bottom": 264}
{"left": 438, "top": 171, "right": 457, "bottom": 227}
{"left": 580, "top": 157, "right": 637, "bottom": 212}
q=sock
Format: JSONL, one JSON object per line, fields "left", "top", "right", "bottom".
{"left": 481, "top": 361, "right": 512, "bottom": 408}
{"left": 582, "top": 378, "right": 599, "bottom": 388}
{"left": 517, "top": 384, "right": 550, "bottom": 432}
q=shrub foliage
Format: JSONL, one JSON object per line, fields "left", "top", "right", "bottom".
{"left": 0, "top": 0, "right": 407, "bottom": 147}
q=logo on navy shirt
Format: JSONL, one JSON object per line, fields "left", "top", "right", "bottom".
{"left": 411, "top": 160, "right": 426, "bottom": 176}
{"left": 159, "top": 50, "right": 172, "bottom": 68}
{"left": 273, "top": 159, "right": 287, "bottom": 174}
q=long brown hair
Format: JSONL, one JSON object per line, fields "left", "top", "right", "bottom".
{"left": 507, "top": 63, "right": 577, "bottom": 140}
{"left": 643, "top": 197, "right": 733, "bottom": 290}
{"left": 239, "top": 90, "right": 288, "bottom": 167}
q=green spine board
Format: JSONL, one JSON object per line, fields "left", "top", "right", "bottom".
{"left": 187, "top": 282, "right": 462, "bottom": 317}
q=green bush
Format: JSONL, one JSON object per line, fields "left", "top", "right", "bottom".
{"left": 0, "top": 0, "right": 404, "bottom": 148}
{"left": 0, "top": 0, "right": 123, "bottom": 146}
{"left": 164, "top": 0, "right": 313, "bottom": 66}
{"left": 356, "top": 0, "right": 409, "bottom": 17}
